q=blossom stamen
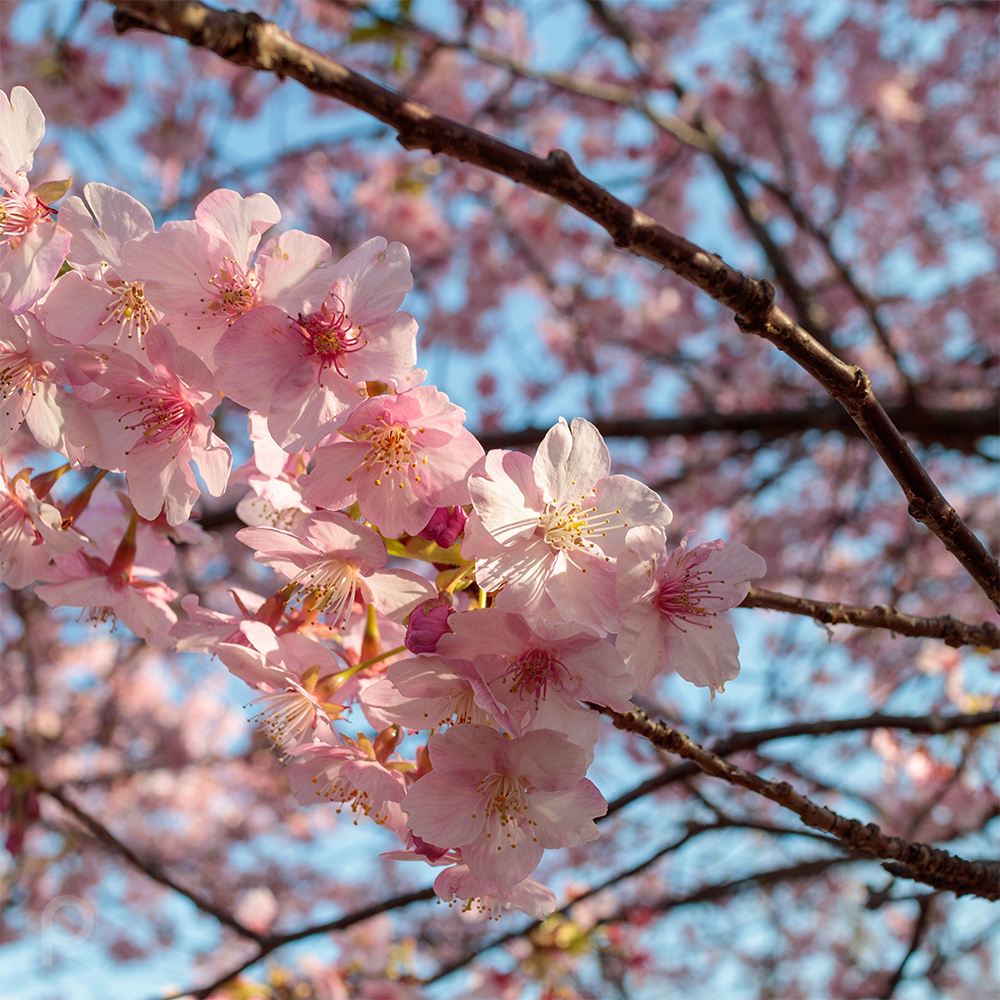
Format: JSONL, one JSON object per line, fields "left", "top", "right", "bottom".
{"left": 0, "top": 192, "right": 54, "bottom": 244}
{"left": 655, "top": 566, "right": 724, "bottom": 630}
{"left": 295, "top": 290, "right": 368, "bottom": 380}
{"left": 289, "top": 557, "right": 359, "bottom": 629}
{"left": 99, "top": 281, "right": 156, "bottom": 345}
{"left": 502, "top": 648, "right": 568, "bottom": 709}
{"left": 538, "top": 493, "right": 626, "bottom": 553}
{"left": 204, "top": 255, "right": 258, "bottom": 320}
{"left": 117, "top": 388, "right": 195, "bottom": 449}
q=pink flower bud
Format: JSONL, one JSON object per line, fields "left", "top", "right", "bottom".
{"left": 404, "top": 596, "right": 454, "bottom": 653}
{"left": 417, "top": 505, "right": 467, "bottom": 548}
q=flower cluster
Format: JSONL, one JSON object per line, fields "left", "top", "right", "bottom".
{"left": 1, "top": 87, "right": 766, "bottom": 918}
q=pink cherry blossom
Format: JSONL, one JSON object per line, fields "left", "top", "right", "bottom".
{"left": 233, "top": 413, "right": 313, "bottom": 533}
{"left": 465, "top": 417, "right": 673, "bottom": 633}
{"left": 615, "top": 525, "right": 767, "bottom": 694}
{"left": 115, "top": 187, "right": 283, "bottom": 359}
{"left": 433, "top": 863, "right": 557, "bottom": 920}
{"left": 402, "top": 725, "right": 605, "bottom": 890}
{"left": 360, "top": 655, "right": 489, "bottom": 733}
{"left": 36, "top": 183, "right": 161, "bottom": 355}
{"left": 236, "top": 511, "right": 436, "bottom": 631}
{"left": 73, "top": 326, "right": 231, "bottom": 525}
{"left": 213, "top": 237, "right": 420, "bottom": 450}
{"left": 0, "top": 463, "right": 89, "bottom": 588}
{"left": 0, "top": 87, "right": 71, "bottom": 313}
{"left": 301, "top": 385, "right": 484, "bottom": 537}
{"left": 0, "top": 304, "right": 92, "bottom": 456}
{"left": 286, "top": 733, "right": 409, "bottom": 832}
{"left": 36, "top": 514, "right": 179, "bottom": 647}
{"left": 427, "top": 608, "right": 635, "bottom": 755}
{"left": 216, "top": 620, "right": 346, "bottom": 749}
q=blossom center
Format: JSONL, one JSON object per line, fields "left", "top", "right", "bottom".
{"left": 477, "top": 772, "right": 531, "bottom": 832}
{"left": 117, "top": 385, "right": 195, "bottom": 450}
{"left": 309, "top": 764, "right": 387, "bottom": 823}
{"left": 296, "top": 290, "right": 367, "bottom": 379}
{"left": 502, "top": 648, "right": 567, "bottom": 708}
{"left": 205, "top": 256, "right": 258, "bottom": 320}
{"left": 249, "top": 688, "right": 318, "bottom": 748}
{"left": 655, "top": 568, "right": 720, "bottom": 629}
{"left": 0, "top": 191, "right": 54, "bottom": 243}
{"left": 290, "top": 557, "right": 359, "bottom": 629}
{"left": 355, "top": 417, "right": 420, "bottom": 488}
{"left": 538, "top": 494, "right": 622, "bottom": 555}
{"left": 100, "top": 281, "right": 156, "bottom": 345}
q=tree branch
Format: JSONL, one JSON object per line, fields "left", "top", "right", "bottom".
{"left": 603, "top": 707, "right": 1000, "bottom": 819}
{"left": 40, "top": 782, "right": 263, "bottom": 943}
{"left": 473, "top": 401, "right": 999, "bottom": 454}
{"left": 742, "top": 586, "right": 1000, "bottom": 649}
{"left": 108, "top": 0, "right": 1000, "bottom": 609}
{"left": 595, "top": 706, "right": 1000, "bottom": 901}
{"left": 426, "top": 852, "right": 870, "bottom": 985}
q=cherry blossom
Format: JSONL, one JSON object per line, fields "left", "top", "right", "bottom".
{"left": 115, "top": 187, "right": 282, "bottom": 359}
{"left": 402, "top": 725, "right": 606, "bottom": 890}
{"left": 615, "top": 525, "right": 767, "bottom": 694}
{"left": 425, "top": 608, "right": 635, "bottom": 755}
{"left": 301, "top": 385, "right": 484, "bottom": 537}
{"left": 0, "top": 463, "right": 88, "bottom": 588}
{"left": 465, "top": 417, "right": 673, "bottom": 633}
{"left": 72, "top": 326, "right": 231, "bottom": 525}
{"left": 213, "top": 237, "right": 420, "bottom": 450}
{"left": 36, "top": 182, "right": 161, "bottom": 355}
{"left": 236, "top": 510, "right": 436, "bottom": 630}
{"left": 286, "top": 732, "right": 409, "bottom": 832}
{"left": 0, "top": 86, "right": 71, "bottom": 314}
{"left": 36, "top": 513, "right": 179, "bottom": 647}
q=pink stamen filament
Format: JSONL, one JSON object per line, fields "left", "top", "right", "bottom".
{"left": 0, "top": 192, "right": 55, "bottom": 242}
{"left": 296, "top": 291, "right": 368, "bottom": 380}
{"left": 117, "top": 388, "right": 195, "bottom": 449}
{"left": 502, "top": 648, "right": 568, "bottom": 708}
{"left": 205, "top": 256, "right": 258, "bottom": 319}
{"left": 655, "top": 568, "right": 724, "bottom": 630}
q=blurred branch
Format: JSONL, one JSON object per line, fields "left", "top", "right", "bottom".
{"left": 475, "top": 401, "right": 999, "bottom": 454}
{"left": 108, "top": 0, "right": 1000, "bottom": 610}
{"left": 38, "top": 781, "right": 264, "bottom": 943}
{"left": 595, "top": 706, "right": 1000, "bottom": 900}
{"left": 742, "top": 586, "right": 1000, "bottom": 649}
{"left": 877, "top": 893, "right": 936, "bottom": 999}
{"left": 604, "top": 707, "right": 1000, "bottom": 817}
{"left": 159, "top": 884, "right": 437, "bottom": 1000}
{"left": 426, "top": 852, "right": 870, "bottom": 985}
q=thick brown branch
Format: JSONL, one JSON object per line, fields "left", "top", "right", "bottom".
{"left": 108, "top": 0, "right": 1000, "bottom": 608}
{"left": 603, "top": 708, "right": 1000, "bottom": 817}
{"left": 742, "top": 586, "right": 1000, "bottom": 649}
{"left": 596, "top": 706, "right": 1000, "bottom": 901}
